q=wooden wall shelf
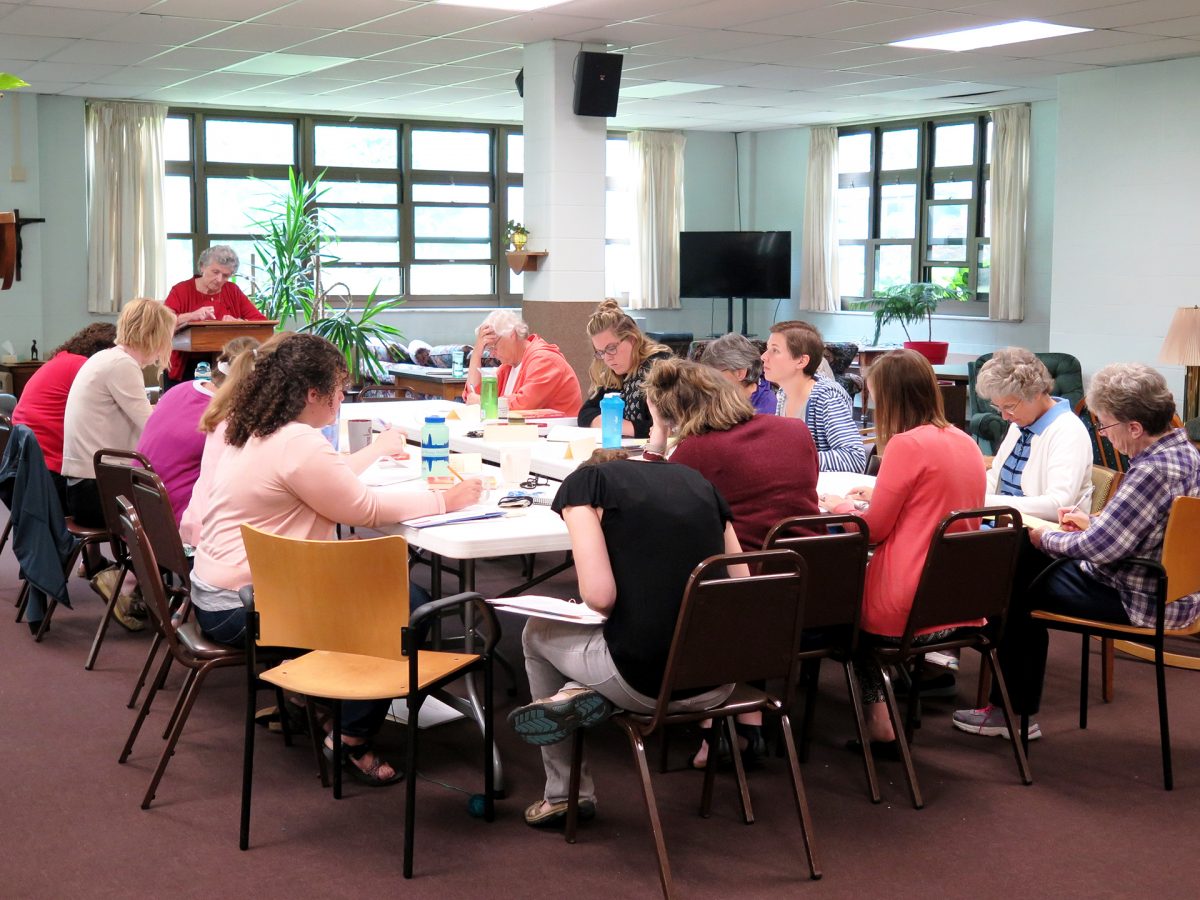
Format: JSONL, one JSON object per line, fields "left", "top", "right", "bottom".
{"left": 505, "top": 250, "right": 548, "bottom": 274}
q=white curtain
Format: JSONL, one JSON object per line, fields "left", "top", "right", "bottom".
{"left": 990, "top": 105, "right": 1030, "bottom": 321}
{"left": 86, "top": 101, "right": 167, "bottom": 314}
{"left": 800, "top": 126, "right": 839, "bottom": 312}
{"left": 628, "top": 131, "right": 685, "bottom": 310}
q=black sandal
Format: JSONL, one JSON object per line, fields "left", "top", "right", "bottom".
{"left": 688, "top": 726, "right": 733, "bottom": 770}
{"left": 735, "top": 723, "right": 766, "bottom": 769}
{"left": 323, "top": 738, "right": 405, "bottom": 787}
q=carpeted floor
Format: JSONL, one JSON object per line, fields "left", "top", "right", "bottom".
{"left": 2, "top": 541, "right": 1199, "bottom": 900}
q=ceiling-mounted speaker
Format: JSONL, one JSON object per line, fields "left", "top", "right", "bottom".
{"left": 573, "top": 52, "right": 622, "bottom": 118}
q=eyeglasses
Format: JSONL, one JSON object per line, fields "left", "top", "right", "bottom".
{"left": 990, "top": 401, "right": 1021, "bottom": 415}
{"left": 593, "top": 342, "right": 623, "bottom": 360}
{"left": 521, "top": 475, "right": 551, "bottom": 490}
{"left": 1095, "top": 420, "right": 1124, "bottom": 435}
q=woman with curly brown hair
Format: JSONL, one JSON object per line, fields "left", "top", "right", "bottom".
{"left": 190, "top": 333, "right": 482, "bottom": 786}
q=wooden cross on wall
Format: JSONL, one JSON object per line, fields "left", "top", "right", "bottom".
{"left": 0, "top": 208, "right": 45, "bottom": 289}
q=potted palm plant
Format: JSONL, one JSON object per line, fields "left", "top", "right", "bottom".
{"left": 298, "top": 281, "right": 407, "bottom": 388}
{"left": 866, "top": 282, "right": 971, "bottom": 364}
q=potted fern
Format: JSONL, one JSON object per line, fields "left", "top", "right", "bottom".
{"left": 866, "top": 282, "right": 972, "bottom": 364}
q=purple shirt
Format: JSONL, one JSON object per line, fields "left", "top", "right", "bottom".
{"left": 1041, "top": 429, "right": 1200, "bottom": 629}
{"left": 749, "top": 377, "right": 777, "bottom": 415}
{"left": 136, "top": 380, "right": 212, "bottom": 523}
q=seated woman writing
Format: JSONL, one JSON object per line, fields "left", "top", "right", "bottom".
{"left": 577, "top": 300, "right": 672, "bottom": 438}
{"left": 763, "top": 320, "right": 865, "bottom": 473}
{"left": 508, "top": 448, "right": 747, "bottom": 828}
{"left": 819, "top": 349, "right": 987, "bottom": 757}
{"left": 643, "top": 357, "right": 820, "bottom": 768}
{"left": 700, "top": 332, "right": 776, "bottom": 414}
{"left": 463, "top": 310, "right": 582, "bottom": 415}
{"left": 977, "top": 347, "right": 1093, "bottom": 520}
{"left": 191, "top": 333, "right": 482, "bottom": 786}
{"left": 955, "top": 363, "right": 1200, "bottom": 741}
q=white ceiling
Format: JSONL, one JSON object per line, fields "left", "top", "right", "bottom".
{"left": 2, "top": 0, "right": 1200, "bottom": 129}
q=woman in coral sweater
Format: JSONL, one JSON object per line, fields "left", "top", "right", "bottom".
{"left": 819, "top": 349, "right": 987, "bottom": 756}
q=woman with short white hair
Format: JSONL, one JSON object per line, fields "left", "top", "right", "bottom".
{"left": 978, "top": 347, "right": 1093, "bottom": 521}
{"left": 464, "top": 309, "right": 582, "bottom": 415}
{"left": 701, "top": 333, "right": 776, "bottom": 415}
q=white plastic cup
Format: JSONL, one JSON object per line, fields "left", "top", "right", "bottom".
{"left": 347, "top": 419, "right": 373, "bottom": 454}
{"left": 500, "top": 447, "right": 532, "bottom": 484}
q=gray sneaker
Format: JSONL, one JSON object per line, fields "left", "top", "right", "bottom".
{"left": 952, "top": 704, "right": 1040, "bottom": 740}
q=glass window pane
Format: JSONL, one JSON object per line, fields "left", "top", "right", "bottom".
{"left": 837, "top": 186, "right": 869, "bottom": 240}
{"left": 605, "top": 242, "right": 634, "bottom": 300}
{"left": 318, "top": 207, "right": 399, "bottom": 238}
{"left": 409, "top": 264, "right": 492, "bottom": 295}
{"left": 933, "top": 181, "right": 972, "bottom": 200}
{"left": 977, "top": 243, "right": 990, "bottom": 296}
{"left": 321, "top": 266, "right": 401, "bottom": 296}
{"left": 507, "top": 186, "right": 523, "bottom": 227}
{"left": 166, "top": 238, "right": 194, "bottom": 283}
{"left": 986, "top": 120, "right": 993, "bottom": 165}
{"left": 930, "top": 266, "right": 970, "bottom": 295}
{"left": 218, "top": 240, "right": 261, "bottom": 287}
{"left": 411, "top": 130, "right": 489, "bottom": 172}
{"left": 879, "top": 184, "right": 916, "bottom": 239}
{"left": 838, "top": 133, "right": 872, "bottom": 174}
{"left": 205, "top": 120, "right": 294, "bottom": 165}
{"left": 413, "top": 206, "right": 490, "bottom": 239}
{"left": 880, "top": 129, "right": 917, "bottom": 170}
{"left": 928, "top": 204, "right": 969, "bottom": 261}
{"left": 606, "top": 138, "right": 630, "bottom": 180}
{"left": 206, "top": 178, "right": 288, "bottom": 234}
{"left": 315, "top": 125, "right": 397, "bottom": 169}
{"left": 934, "top": 122, "right": 974, "bottom": 168}
{"left": 414, "top": 242, "right": 491, "bottom": 260}
{"left": 411, "top": 184, "right": 490, "bottom": 204}
{"left": 510, "top": 270, "right": 523, "bottom": 294}
{"left": 321, "top": 182, "right": 397, "bottom": 205}
{"left": 984, "top": 179, "right": 991, "bottom": 239}
{"left": 165, "top": 175, "right": 192, "bottom": 234}
{"left": 507, "top": 133, "right": 523, "bottom": 174}
{"left": 606, "top": 189, "right": 633, "bottom": 241}
{"left": 874, "top": 244, "right": 912, "bottom": 294}
{"left": 327, "top": 241, "right": 400, "bottom": 263}
{"left": 165, "top": 118, "right": 190, "bottom": 162}
{"left": 839, "top": 244, "right": 865, "bottom": 298}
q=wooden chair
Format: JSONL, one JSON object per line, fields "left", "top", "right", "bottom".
{"left": 867, "top": 507, "right": 1030, "bottom": 809}
{"left": 763, "top": 513, "right": 879, "bottom": 803}
{"left": 359, "top": 384, "right": 412, "bottom": 402}
{"left": 1028, "top": 496, "right": 1200, "bottom": 790}
{"left": 237, "top": 524, "right": 499, "bottom": 878}
{"left": 563, "top": 549, "right": 820, "bottom": 899}
{"left": 0, "top": 412, "right": 11, "bottom": 559}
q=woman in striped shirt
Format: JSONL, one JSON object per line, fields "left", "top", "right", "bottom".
{"left": 762, "top": 320, "right": 866, "bottom": 473}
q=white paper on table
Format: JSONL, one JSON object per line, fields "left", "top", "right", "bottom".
{"left": 387, "top": 695, "right": 467, "bottom": 728}
{"left": 546, "top": 425, "right": 601, "bottom": 443}
{"left": 359, "top": 459, "right": 423, "bottom": 487}
{"left": 815, "top": 471, "right": 875, "bottom": 511}
{"left": 488, "top": 595, "right": 606, "bottom": 625}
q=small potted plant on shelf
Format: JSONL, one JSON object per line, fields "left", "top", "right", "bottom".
{"left": 865, "top": 281, "right": 972, "bottom": 364}
{"left": 505, "top": 220, "right": 529, "bottom": 251}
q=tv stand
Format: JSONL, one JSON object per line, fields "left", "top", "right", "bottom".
{"left": 708, "top": 297, "right": 753, "bottom": 339}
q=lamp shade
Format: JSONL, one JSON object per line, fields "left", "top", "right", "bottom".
{"left": 1158, "top": 307, "right": 1200, "bottom": 366}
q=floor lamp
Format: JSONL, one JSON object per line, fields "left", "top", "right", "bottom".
{"left": 1158, "top": 306, "right": 1200, "bottom": 422}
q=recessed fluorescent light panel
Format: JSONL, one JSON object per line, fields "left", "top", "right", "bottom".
{"left": 892, "top": 20, "right": 1090, "bottom": 52}
{"left": 436, "top": 0, "right": 570, "bottom": 10}
{"left": 620, "top": 82, "right": 721, "bottom": 99}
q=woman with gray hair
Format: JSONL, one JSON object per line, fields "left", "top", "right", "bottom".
{"left": 702, "top": 332, "right": 777, "bottom": 414}
{"left": 164, "top": 243, "right": 267, "bottom": 388}
{"left": 463, "top": 309, "right": 582, "bottom": 415}
{"left": 956, "top": 362, "right": 1200, "bottom": 741}
{"left": 978, "top": 346, "right": 1093, "bottom": 521}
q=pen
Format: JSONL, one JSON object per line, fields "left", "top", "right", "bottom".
{"left": 1061, "top": 486, "right": 1095, "bottom": 520}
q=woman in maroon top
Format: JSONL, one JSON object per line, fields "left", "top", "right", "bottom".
{"left": 163, "top": 245, "right": 267, "bottom": 387}
{"left": 643, "top": 357, "right": 821, "bottom": 768}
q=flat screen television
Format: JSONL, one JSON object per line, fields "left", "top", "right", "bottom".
{"left": 679, "top": 231, "right": 791, "bottom": 299}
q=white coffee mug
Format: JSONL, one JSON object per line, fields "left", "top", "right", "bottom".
{"left": 347, "top": 419, "right": 372, "bottom": 454}
{"left": 500, "top": 447, "right": 532, "bottom": 484}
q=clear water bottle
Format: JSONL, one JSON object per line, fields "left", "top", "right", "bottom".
{"left": 194, "top": 361, "right": 212, "bottom": 382}
{"left": 320, "top": 423, "right": 340, "bottom": 447}
{"left": 421, "top": 414, "right": 450, "bottom": 481}
{"left": 481, "top": 374, "right": 499, "bottom": 420}
{"left": 451, "top": 348, "right": 465, "bottom": 377}
{"left": 600, "top": 392, "right": 625, "bottom": 448}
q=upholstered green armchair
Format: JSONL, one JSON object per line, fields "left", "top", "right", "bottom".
{"left": 967, "top": 352, "right": 1084, "bottom": 454}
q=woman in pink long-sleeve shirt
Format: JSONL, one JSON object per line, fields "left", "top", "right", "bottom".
{"left": 191, "top": 334, "right": 482, "bottom": 785}
{"left": 819, "top": 350, "right": 986, "bottom": 756}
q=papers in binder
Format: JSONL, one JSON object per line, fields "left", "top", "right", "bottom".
{"left": 359, "top": 460, "right": 423, "bottom": 487}
{"left": 404, "top": 508, "right": 506, "bottom": 528}
{"left": 488, "top": 595, "right": 606, "bottom": 625}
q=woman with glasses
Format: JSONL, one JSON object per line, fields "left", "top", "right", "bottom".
{"left": 577, "top": 299, "right": 673, "bottom": 439}
{"left": 978, "top": 347, "right": 1093, "bottom": 521}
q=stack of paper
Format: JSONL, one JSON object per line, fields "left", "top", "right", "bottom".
{"left": 488, "top": 595, "right": 606, "bottom": 625}
{"left": 360, "top": 460, "right": 423, "bottom": 487}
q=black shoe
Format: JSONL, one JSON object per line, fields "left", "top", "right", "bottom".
{"left": 689, "top": 725, "right": 733, "bottom": 770}
{"left": 845, "top": 738, "right": 903, "bottom": 762}
{"left": 736, "top": 723, "right": 767, "bottom": 769}
{"left": 895, "top": 672, "right": 957, "bottom": 699}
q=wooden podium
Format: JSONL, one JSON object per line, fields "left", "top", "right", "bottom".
{"left": 172, "top": 320, "right": 279, "bottom": 353}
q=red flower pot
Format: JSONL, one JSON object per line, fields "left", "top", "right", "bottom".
{"left": 903, "top": 341, "right": 949, "bottom": 365}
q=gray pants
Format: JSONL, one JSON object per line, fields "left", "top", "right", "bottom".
{"left": 522, "top": 617, "right": 734, "bottom": 804}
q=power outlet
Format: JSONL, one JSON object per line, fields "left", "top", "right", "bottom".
{"left": 10, "top": 165, "right": 25, "bottom": 182}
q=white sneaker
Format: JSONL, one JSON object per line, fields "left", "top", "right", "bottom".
{"left": 924, "top": 651, "right": 960, "bottom": 671}
{"left": 952, "top": 704, "right": 1040, "bottom": 740}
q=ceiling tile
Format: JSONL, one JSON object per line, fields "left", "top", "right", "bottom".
{"left": 1120, "top": 16, "right": 1200, "bottom": 38}
{"left": 316, "top": 58, "right": 427, "bottom": 79}
{"left": 841, "top": 50, "right": 1007, "bottom": 76}
{"left": 550, "top": 0, "right": 711, "bottom": 18}
{"left": 463, "top": 45, "right": 524, "bottom": 67}
{"left": 968, "top": 25, "right": 1163, "bottom": 56}
{"left": 635, "top": 31, "right": 794, "bottom": 57}
{"left": 732, "top": 2, "right": 927, "bottom": 38}
{"left": 455, "top": 70, "right": 524, "bottom": 90}
{"left": 645, "top": 0, "right": 837, "bottom": 30}
{"left": 387, "top": 64, "right": 509, "bottom": 85}
{"left": 454, "top": 12, "right": 612, "bottom": 43}
{"left": 317, "top": 81, "right": 418, "bottom": 100}
{"left": 704, "top": 36, "right": 869, "bottom": 65}
{"left": 810, "top": 74, "right": 953, "bottom": 95}
{"left": 92, "top": 14, "right": 233, "bottom": 44}
{"left": 17, "top": 59, "right": 120, "bottom": 81}
{"left": 96, "top": 66, "right": 195, "bottom": 85}
{"left": 1052, "top": 0, "right": 1197, "bottom": 29}
{"left": 167, "top": 70, "right": 288, "bottom": 91}
{"left": 0, "top": 5, "right": 128, "bottom": 38}
{"left": 48, "top": 39, "right": 169, "bottom": 65}
{"left": 257, "top": 0, "right": 422, "bottom": 29}
{"left": 608, "top": 56, "right": 748, "bottom": 81}
{"left": 353, "top": 5, "right": 513, "bottom": 37}
{"left": 194, "top": 24, "right": 334, "bottom": 53}
{"left": 959, "top": 0, "right": 1134, "bottom": 15}
{"left": 814, "top": 11, "right": 1009, "bottom": 44}
{"left": 398, "top": 84, "right": 506, "bottom": 103}
{"left": 143, "top": 0, "right": 295, "bottom": 23}
{"left": 139, "top": 47, "right": 261, "bottom": 70}
{"left": 266, "top": 75, "right": 362, "bottom": 93}
{"left": 373, "top": 38, "right": 513, "bottom": 64}
{"left": 64, "top": 83, "right": 146, "bottom": 97}
{"left": 9, "top": 80, "right": 82, "bottom": 93}
{"left": 279, "top": 31, "right": 424, "bottom": 58}
{"left": 870, "top": 79, "right": 1022, "bottom": 100}
{"left": 559, "top": 21, "right": 706, "bottom": 47}
{"left": 1042, "top": 35, "right": 1200, "bottom": 64}
{"left": 28, "top": 0, "right": 154, "bottom": 10}
{"left": 0, "top": 34, "right": 76, "bottom": 60}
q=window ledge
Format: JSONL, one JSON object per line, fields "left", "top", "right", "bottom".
{"left": 833, "top": 308, "right": 1005, "bottom": 322}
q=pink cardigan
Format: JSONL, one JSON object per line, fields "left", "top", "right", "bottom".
{"left": 180, "top": 421, "right": 228, "bottom": 547}
{"left": 192, "top": 422, "right": 445, "bottom": 591}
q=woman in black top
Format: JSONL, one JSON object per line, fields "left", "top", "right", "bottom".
{"left": 576, "top": 299, "right": 673, "bottom": 439}
{"left": 509, "top": 450, "right": 747, "bottom": 828}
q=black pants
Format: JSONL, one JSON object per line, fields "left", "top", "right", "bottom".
{"left": 66, "top": 478, "right": 106, "bottom": 528}
{"left": 49, "top": 471, "right": 69, "bottom": 518}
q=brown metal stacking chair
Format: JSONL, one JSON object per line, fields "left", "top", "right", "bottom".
{"left": 563, "top": 549, "right": 820, "bottom": 900}
{"left": 0, "top": 413, "right": 11, "bottom": 560}
{"left": 763, "top": 514, "right": 878, "bottom": 803}
{"left": 867, "top": 507, "right": 1030, "bottom": 809}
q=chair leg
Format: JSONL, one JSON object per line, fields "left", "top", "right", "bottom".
{"left": 34, "top": 599, "right": 57, "bottom": 641}
{"left": 307, "top": 700, "right": 330, "bottom": 788}
{"left": 1155, "top": 641, "right": 1173, "bottom": 791}
{"left": 658, "top": 725, "right": 670, "bottom": 774}
{"left": 0, "top": 515, "right": 11, "bottom": 557}
{"left": 615, "top": 720, "right": 675, "bottom": 900}
{"left": 879, "top": 664, "right": 923, "bottom": 809}
{"left": 403, "top": 693, "right": 423, "bottom": 878}
{"left": 483, "top": 655, "right": 495, "bottom": 823}
{"left": 1079, "top": 632, "right": 1090, "bottom": 730}
{"left": 143, "top": 663, "right": 211, "bottom": 809}
{"left": 565, "top": 729, "right": 585, "bottom": 843}
{"left": 904, "top": 663, "right": 922, "bottom": 745}
{"left": 332, "top": 701, "right": 343, "bottom": 801}
{"left": 120, "top": 650, "right": 174, "bottom": 764}
{"left": 274, "top": 688, "right": 293, "bottom": 747}
{"left": 725, "top": 715, "right": 754, "bottom": 825}
{"left": 163, "top": 669, "right": 198, "bottom": 739}
{"left": 1102, "top": 637, "right": 1115, "bottom": 702}
{"left": 842, "top": 660, "right": 880, "bottom": 804}
{"left": 85, "top": 561, "right": 128, "bottom": 670}
{"left": 699, "top": 725, "right": 718, "bottom": 820}
{"left": 987, "top": 648, "right": 1033, "bottom": 786}
{"left": 779, "top": 713, "right": 822, "bottom": 880}
{"left": 128, "top": 632, "right": 163, "bottom": 709}
{"left": 239, "top": 665, "right": 257, "bottom": 850}
{"left": 799, "top": 659, "right": 820, "bottom": 764}
{"left": 13, "top": 580, "right": 28, "bottom": 620}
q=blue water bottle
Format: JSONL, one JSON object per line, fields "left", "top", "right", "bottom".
{"left": 600, "top": 392, "right": 625, "bottom": 449}
{"left": 193, "top": 361, "right": 212, "bottom": 382}
{"left": 421, "top": 415, "right": 451, "bottom": 480}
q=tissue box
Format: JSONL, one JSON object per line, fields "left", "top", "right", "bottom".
{"left": 1, "top": 355, "right": 19, "bottom": 364}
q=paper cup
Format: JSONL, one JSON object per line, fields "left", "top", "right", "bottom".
{"left": 347, "top": 419, "right": 373, "bottom": 454}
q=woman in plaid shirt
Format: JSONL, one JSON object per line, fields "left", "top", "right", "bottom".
{"left": 955, "top": 363, "right": 1200, "bottom": 740}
